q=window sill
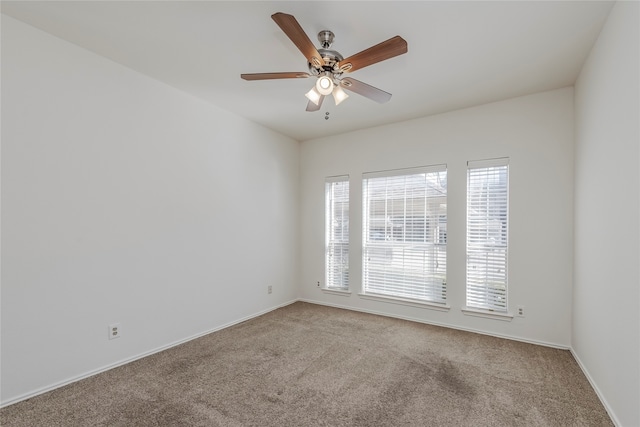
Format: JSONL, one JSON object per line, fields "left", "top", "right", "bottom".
{"left": 358, "top": 293, "right": 450, "bottom": 312}
{"left": 461, "top": 307, "right": 513, "bottom": 321}
{"left": 321, "top": 288, "right": 352, "bottom": 297}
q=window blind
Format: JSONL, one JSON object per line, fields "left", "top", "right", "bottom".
{"left": 466, "top": 158, "right": 509, "bottom": 311}
{"left": 362, "top": 165, "right": 447, "bottom": 303}
{"left": 326, "top": 176, "right": 349, "bottom": 290}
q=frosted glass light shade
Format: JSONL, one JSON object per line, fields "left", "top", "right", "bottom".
{"left": 315, "top": 76, "right": 334, "bottom": 95}
{"left": 305, "top": 87, "right": 322, "bottom": 105}
{"left": 332, "top": 86, "right": 349, "bottom": 105}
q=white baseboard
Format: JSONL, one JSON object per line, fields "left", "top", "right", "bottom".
{"left": 298, "top": 297, "right": 569, "bottom": 350}
{"left": 569, "top": 348, "right": 621, "bottom": 427}
{"left": 3, "top": 297, "right": 617, "bottom": 427}
{"left": 300, "top": 298, "right": 623, "bottom": 424}
{"left": 0, "top": 299, "right": 298, "bottom": 408}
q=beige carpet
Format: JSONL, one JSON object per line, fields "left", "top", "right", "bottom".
{"left": 1, "top": 302, "right": 612, "bottom": 426}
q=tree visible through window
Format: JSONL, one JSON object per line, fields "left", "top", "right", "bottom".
{"left": 362, "top": 166, "right": 447, "bottom": 303}
{"left": 466, "top": 158, "right": 509, "bottom": 312}
{"left": 326, "top": 177, "right": 349, "bottom": 290}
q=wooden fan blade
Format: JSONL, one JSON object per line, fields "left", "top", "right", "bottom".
{"left": 272, "top": 12, "right": 324, "bottom": 69}
{"left": 340, "top": 78, "right": 392, "bottom": 103}
{"left": 306, "top": 95, "right": 325, "bottom": 112}
{"left": 337, "top": 36, "right": 407, "bottom": 73}
{"left": 241, "top": 72, "right": 311, "bottom": 80}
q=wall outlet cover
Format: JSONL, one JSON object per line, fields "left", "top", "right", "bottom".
{"left": 108, "top": 323, "right": 121, "bottom": 340}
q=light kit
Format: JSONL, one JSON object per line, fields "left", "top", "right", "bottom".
{"left": 241, "top": 12, "right": 407, "bottom": 112}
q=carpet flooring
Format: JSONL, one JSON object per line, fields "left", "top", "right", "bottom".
{"left": 1, "top": 302, "right": 613, "bottom": 426}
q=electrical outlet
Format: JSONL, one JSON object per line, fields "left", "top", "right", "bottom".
{"left": 268, "top": 285, "right": 272, "bottom": 294}
{"left": 108, "top": 323, "right": 121, "bottom": 340}
{"left": 317, "top": 281, "right": 320, "bottom": 287}
{"left": 516, "top": 306, "right": 525, "bottom": 317}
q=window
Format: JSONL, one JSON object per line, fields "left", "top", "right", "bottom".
{"left": 362, "top": 166, "right": 447, "bottom": 303}
{"left": 466, "top": 158, "right": 509, "bottom": 312}
{"left": 325, "top": 176, "right": 349, "bottom": 290}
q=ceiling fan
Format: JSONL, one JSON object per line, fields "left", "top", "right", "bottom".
{"left": 241, "top": 12, "right": 408, "bottom": 112}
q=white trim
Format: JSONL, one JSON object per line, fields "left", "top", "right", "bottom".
{"left": 299, "top": 298, "right": 569, "bottom": 350}
{"left": 0, "top": 299, "right": 298, "bottom": 409}
{"left": 467, "top": 157, "right": 509, "bottom": 169}
{"left": 465, "top": 161, "right": 509, "bottom": 312}
{"left": 321, "top": 288, "right": 352, "bottom": 296}
{"left": 325, "top": 174, "right": 349, "bottom": 183}
{"left": 358, "top": 292, "right": 450, "bottom": 312}
{"left": 1, "top": 298, "right": 576, "bottom": 410}
{"left": 362, "top": 163, "right": 446, "bottom": 179}
{"left": 325, "top": 177, "right": 350, "bottom": 290}
{"left": 461, "top": 307, "right": 514, "bottom": 321}
{"left": 570, "top": 349, "right": 621, "bottom": 427}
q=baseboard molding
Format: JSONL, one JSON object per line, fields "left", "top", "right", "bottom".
{"left": 0, "top": 299, "right": 298, "bottom": 409}
{"left": 298, "top": 298, "right": 570, "bottom": 350}
{"left": 569, "top": 348, "right": 621, "bottom": 427}
{"left": 5, "top": 297, "right": 617, "bottom": 426}
{"left": 300, "top": 298, "right": 624, "bottom": 424}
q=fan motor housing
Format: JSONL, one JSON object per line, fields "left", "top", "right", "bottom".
{"left": 309, "top": 48, "right": 343, "bottom": 76}
{"left": 307, "top": 30, "right": 344, "bottom": 76}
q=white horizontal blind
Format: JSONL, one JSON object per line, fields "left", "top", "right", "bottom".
{"left": 466, "top": 159, "right": 509, "bottom": 311}
{"left": 326, "top": 177, "right": 349, "bottom": 290}
{"left": 363, "top": 166, "right": 447, "bottom": 303}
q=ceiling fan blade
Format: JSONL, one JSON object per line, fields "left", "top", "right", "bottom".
{"left": 337, "top": 36, "right": 408, "bottom": 73}
{"left": 271, "top": 12, "right": 324, "bottom": 69}
{"left": 340, "top": 78, "right": 392, "bottom": 104}
{"left": 306, "top": 95, "right": 325, "bottom": 112}
{"left": 241, "top": 72, "right": 311, "bottom": 80}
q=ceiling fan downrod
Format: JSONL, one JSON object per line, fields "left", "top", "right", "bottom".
{"left": 240, "top": 12, "right": 407, "bottom": 111}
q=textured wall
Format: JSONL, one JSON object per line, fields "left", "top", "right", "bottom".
{"left": 300, "top": 87, "right": 575, "bottom": 347}
{"left": 573, "top": 2, "right": 640, "bottom": 426}
{"left": 1, "top": 15, "right": 299, "bottom": 405}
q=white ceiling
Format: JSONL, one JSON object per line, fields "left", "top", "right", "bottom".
{"left": 1, "top": 1, "right": 614, "bottom": 142}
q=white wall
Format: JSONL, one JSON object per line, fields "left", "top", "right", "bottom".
{"left": 3, "top": 3, "right": 637, "bottom": 423}
{"left": 300, "top": 88, "right": 575, "bottom": 348}
{"left": 0, "top": 15, "right": 299, "bottom": 405}
{"left": 573, "top": 2, "right": 639, "bottom": 426}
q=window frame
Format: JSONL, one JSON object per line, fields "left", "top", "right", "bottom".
{"left": 325, "top": 175, "right": 350, "bottom": 291}
{"left": 465, "top": 158, "right": 510, "bottom": 315}
{"left": 361, "top": 165, "right": 448, "bottom": 307}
